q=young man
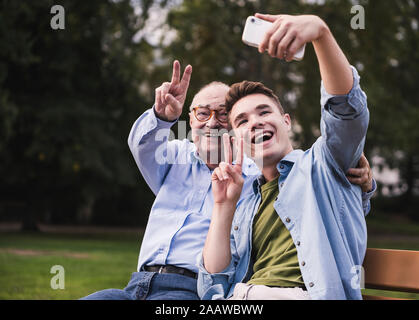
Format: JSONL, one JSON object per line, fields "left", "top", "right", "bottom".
{"left": 82, "top": 56, "right": 374, "bottom": 299}
{"left": 199, "top": 14, "right": 372, "bottom": 300}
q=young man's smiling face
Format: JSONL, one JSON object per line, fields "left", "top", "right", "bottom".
{"left": 229, "top": 93, "right": 293, "bottom": 168}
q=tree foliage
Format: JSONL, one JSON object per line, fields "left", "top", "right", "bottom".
{"left": 1, "top": 0, "right": 419, "bottom": 226}
{"left": 0, "top": 0, "right": 155, "bottom": 227}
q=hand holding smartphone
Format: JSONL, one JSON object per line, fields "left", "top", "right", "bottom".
{"left": 242, "top": 16, "right": 306, "bottom": 61}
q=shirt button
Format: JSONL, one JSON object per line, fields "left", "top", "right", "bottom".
{"left": 234, "top": 226, "right": 238, "bottom": 231}
{"left": 280, "top": 183, "right": 284, "bottom": 187}
{"left": 280, "top": 165, "right": 284, "bottom": 169}
{"left": 309, "top": 282, "right": 314, "bottom": 288}
{"left": 285, "top": 217, "right": 291, "bottom": 223}
{"left": 296, "top": 241, "right": 301, "bottom": 246}
{"left": 301, "top": 261, "right": 306, "bottom": 266}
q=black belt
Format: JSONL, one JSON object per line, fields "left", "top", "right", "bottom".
{"left": 144, "top": 265, "right": 197, "bottom": 279}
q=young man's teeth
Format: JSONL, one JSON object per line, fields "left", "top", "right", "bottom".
{"left": 205, "top": 133, "right": 219, "bottom": 137}
{"left": 264, "top": 132, "right": 273, "bottom": 139}
{"left": 254, "top": 132, "right": 272, "bottom": 144}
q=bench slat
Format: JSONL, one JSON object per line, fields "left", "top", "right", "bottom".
{"left": 363, "top": 248, "right": 419, "bottom": 293}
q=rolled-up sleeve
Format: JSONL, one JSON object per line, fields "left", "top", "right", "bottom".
{"left": 197, "top": 232, "right": 240, "bottom": 300}
{"left": 320, "top": 66, "right": 369, "bottom": 173}
{"left": 197, "top": 255, "right": 237, "bottom": 300}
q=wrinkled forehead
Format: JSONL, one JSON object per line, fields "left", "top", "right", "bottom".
{"left": 190, "top": 85, "right": 229, "bottom": 111}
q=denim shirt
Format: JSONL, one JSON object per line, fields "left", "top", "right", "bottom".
{"left": 197, "top": 66, "right": 371, "bottom": 300}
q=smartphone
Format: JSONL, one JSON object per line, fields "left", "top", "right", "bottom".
{"left": 242, "top": 16, "right": 306, "bottom": 61}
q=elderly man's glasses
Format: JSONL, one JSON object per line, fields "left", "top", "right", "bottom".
{"left": 192, "top": 106, "right": 228, "bottom": 123}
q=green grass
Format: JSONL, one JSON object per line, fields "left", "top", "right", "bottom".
{"left": 1, "top": 213, "right": 418, "bottom": 300}
{"left": 0, "top": 231, "right": 142, "bottom": 299}
{"left": 362, "top": 288, "right": 419, "bottom": 300}
{"left": 366, "top": 210, "right": 419, "bottom": 238}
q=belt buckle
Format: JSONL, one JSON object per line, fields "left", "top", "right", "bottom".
{"left": 158, "top": 266, "right": 164, "bottom": 274}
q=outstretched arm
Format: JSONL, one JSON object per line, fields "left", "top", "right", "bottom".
{"left": 257, "top": 13, "right": 369, "bottom": 173}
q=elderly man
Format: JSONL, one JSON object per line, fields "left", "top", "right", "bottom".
{"left": 81, "top": 57, "right": 374, "bottom": 300}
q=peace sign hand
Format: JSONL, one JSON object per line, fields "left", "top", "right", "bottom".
{"left": 154, "top": 60, "right": 192, "bottom": 122}
{"left": 212, "top": 133, "right": 245, "bottom": 206}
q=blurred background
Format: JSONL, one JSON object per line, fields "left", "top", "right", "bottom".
{"left": 0, "top": 0, "right": 418, "bottom": 299}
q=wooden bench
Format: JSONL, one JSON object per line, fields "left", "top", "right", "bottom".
{"left": 362, "top": 248, "right": 419, "bottom": 300}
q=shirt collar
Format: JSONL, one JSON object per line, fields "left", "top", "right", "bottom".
{"left": 252, "top": 149, "right": 304, "bottom": 195}
{"left": 277, "top": 149, "right": 304, "bottom": 167}
{"left": 190, "top": 145, "right": 206, "bottom": 165}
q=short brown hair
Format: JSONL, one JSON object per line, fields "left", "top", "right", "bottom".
{"left": 225, "top": 81, "right": 284, "bottom": 116}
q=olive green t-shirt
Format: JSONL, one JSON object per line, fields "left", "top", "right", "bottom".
{"left": 247, "top": 177, "right": 304, "bottom": 287}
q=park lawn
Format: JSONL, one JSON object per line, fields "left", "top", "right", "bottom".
{"left": 0, "top": 231, "right": 142, "bottom": 299}
{"left": 1, "top": 216, "right": 418, "bottom": 300}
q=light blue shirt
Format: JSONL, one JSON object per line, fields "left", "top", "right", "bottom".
{"left": 128, "top": 109, "right": 260, "bottom": 273}
{"left": 197, "top": 66, "right": 372, "bottom": 300}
